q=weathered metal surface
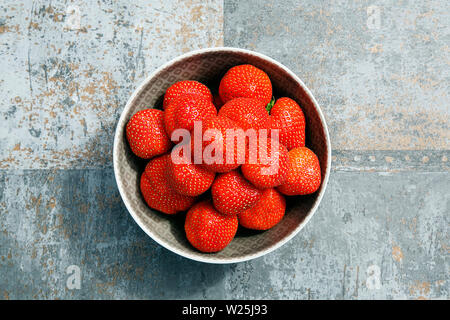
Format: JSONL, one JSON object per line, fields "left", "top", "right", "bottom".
{"left": 0, "top": 170, "right": 448, "bottom": 299}
{"left": 0, "top": 0, "right": 223, "bottom": 169}
{"left": 0, "top": 0, "right": 449, "bottom": 300}
{"left": 225, "top": 0, "right": 450, "bottom": 151}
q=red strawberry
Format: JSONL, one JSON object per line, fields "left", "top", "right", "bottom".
{"left": 166, "top": 153, "right": 215, "bottom": 196}
{"left": 140, "top": 155, "right": 196, "bottom": 214}
{"left": 277, "top": 147, "right": 321, "bottom": 196}
{"left": 219, "top": 64, "right": 272, "bottom": 105}
{"left": 185, "top": 200, "right": 238, "bottom": 253}
{"left": 218, "top": 97, "right": 271, "bottom": 131}
{"left": 199, "top": 115, "right": 244, "bottom": 173}
{"left": 164, "top": 94, "right": 217, "bottom": 139}
{"left": 241, "top": 137, "right": 289, "bottom": 189}
{"left": 126, "top": 109, "right": 172, "bottom": 159}
{"left": 238, "top": 188, "right": 286, "bottom": 230}
{"left": 163, "top": 80, "right": 212, "bottom": 110}
{"left": 269, "top": 97, "right": 306, "bottom": 150}
{"left": 211, "top": 170, "right": 263, "bottom": 216}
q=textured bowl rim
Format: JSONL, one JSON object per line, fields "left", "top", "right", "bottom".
{"left": 113, "top": 47, "right": 332, "bottom": 264}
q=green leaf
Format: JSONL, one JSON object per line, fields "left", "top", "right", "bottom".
{"left": 265, "top": 96, "right": 276, "bottom": 114}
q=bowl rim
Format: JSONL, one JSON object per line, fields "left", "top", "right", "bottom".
{"left": 113, "top": 46, "right": 332, "bottom": 264}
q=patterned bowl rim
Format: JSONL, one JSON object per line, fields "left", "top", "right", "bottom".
{"left": 113, "top": 47, "right": 332, "bottom": 264}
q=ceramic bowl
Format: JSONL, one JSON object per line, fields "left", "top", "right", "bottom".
{"left": 113, "top": 47, "right": 331, "bottom": 263}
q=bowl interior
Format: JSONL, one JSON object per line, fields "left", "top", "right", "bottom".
{"left": 114, "top": 48, "right": 330, "bottom": 263}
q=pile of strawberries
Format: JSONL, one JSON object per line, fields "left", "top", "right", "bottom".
{"left": 126, "top": 64, "right": 321, "bottom": 253}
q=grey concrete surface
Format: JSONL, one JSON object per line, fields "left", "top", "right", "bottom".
{"left": 0, "top": 0, "right": 449, "bottom": 299}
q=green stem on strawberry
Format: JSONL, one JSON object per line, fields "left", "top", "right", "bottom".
{"left": 265, "top": 96, "right": 276, "bottom": 114}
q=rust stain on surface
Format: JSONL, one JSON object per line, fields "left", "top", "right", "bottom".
{"left": 392, "top": 246, "right": 403, "bottom": 262}
{"left": 409, "top": 281, "right": 431, "bottom": 300}
{"left": 369, "top": 44, "right": 383, "bottom": 53}
{"left": 0, "top": 24, "right": 19, "bottom": 34}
